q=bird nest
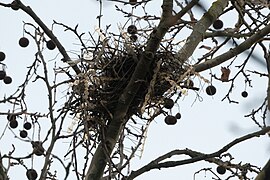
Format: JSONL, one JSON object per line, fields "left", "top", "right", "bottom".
{"left": 67, "top": 28, "right": 194, "bottom": 134}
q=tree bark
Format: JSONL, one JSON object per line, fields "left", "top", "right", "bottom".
{"left": 85, "top": 0, "right": 174, "bottom": 179}
{"left": 255, "top": 159, "right": 270, "bottom": 180}
{"left": 0, "top": 154, "right": 8, "bottom": 180}
{"left": 176, "top": 0, "right": 229, "bottom": 64}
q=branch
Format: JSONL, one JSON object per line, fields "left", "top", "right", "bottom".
{"left": 174, "top": 0, "right": 199, "bottom": 22}
{"left": 193, "top": 23, "right": 270, "bottom": 73}
{"left": 15, "top": 0, "right": 81, "bottom": 75}
{"left": 0, "top": 153, "right": 8, "bottom": 180}
{"left": 255, "top": 158, "right": 270, "bottom": 180}
{"left": 176, "top": 0, "right": 230, "bottom": 64}
{"left": 266, "top": 50, "right": 270, "bottom": 111}
{"left": 127, "top": 126, "right": 270, "bottom": 179}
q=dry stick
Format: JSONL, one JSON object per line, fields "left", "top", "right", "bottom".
{"left": 16, "top": 0, "right": 81, "bottom": 75}
{"left": 127, "top": 126, "right": 270, "bottom": 179}
{"left": 33, "top": 35, "right": 64, "bottom": 179}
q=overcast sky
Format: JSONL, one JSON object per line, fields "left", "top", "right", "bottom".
{"left": 0, "top": 0, "right": 269, "bottom": 179}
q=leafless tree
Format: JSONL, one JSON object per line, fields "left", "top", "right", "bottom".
{"left": 0, "top": 0, "right": 269, "bottom": 179}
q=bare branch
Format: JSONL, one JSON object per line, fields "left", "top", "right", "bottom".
{"left": 176, "top": 0, "right": 230, "bottom": 64}
{"left": 193, "top": 23, "right": 270, "bottom": 72}
{"left": 127, "top": 126, "right": 270, "bottom": 179}
{"left": 15, "top": 0, "right": 81, "bottom": 74}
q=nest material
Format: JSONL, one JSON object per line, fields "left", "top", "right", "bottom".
{"left": 69, "top": 39, "right": 187, "bottom": 129}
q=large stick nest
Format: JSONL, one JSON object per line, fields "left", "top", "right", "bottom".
{"left": 68, "top": 30, "right": 190, "bottom": 133}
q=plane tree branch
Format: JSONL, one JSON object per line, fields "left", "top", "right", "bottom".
{"left": 127, "top": 126, "right": 270, "bottom": 179}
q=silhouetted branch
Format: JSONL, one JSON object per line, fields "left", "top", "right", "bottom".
{"left": 127, "top": 126, "right": 270, "bottom": 179}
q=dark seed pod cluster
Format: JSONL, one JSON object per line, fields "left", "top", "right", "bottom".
{"left": 0, "top": 51, "right": 13, "bottom": 84}
{"left": 127, "top": 25, "right": 137, "bottom": 35}
{"left": 127, "top": 25, "right": 138, "bottom": 42}
{"left": 6, "top": 114, "right": 33, "bottom": 138}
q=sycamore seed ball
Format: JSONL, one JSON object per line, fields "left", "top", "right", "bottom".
{"left": 46, "top": 40, "right": 56, "bottom": 50}
{"left": 7, "top": 114, "right": 16, "bottom": 121}
{"left": 19, "top": 37, "right": 29, "bottom": 47}
{"left": 0, "top": 71, "right": 6, "bottom": 80}
{"left": 213, "top": 19, "right": 223, "bottom": 29}
{"left": 23, "top": 122, "right": 32, "bottom": 130}
{"left": 3, "top": 76, "right": 12, "bottom": 84}
{"left": 9, "top": 120, "right": 18, "bottom": 129}
{"left": 164, "top": 98, "right": 174, "bottom": 109}
{"left": 164, "top": 115, "right": 177, "bottom": 125}
{"left": 216, "top": 165, "right": 226, "bottom": 175}
{"left": 127, "top": 25, "right": 137, "bottom": 34}
{"left": 26, "top": 169, "right": 38, "bottom": 180}
{"left": 20, "top": 130, "right": 28, "bottom": 138}
{"left": 130, "top": 34, "right": 138, "bottom": 42}
{"left": 241, "top": 91, "right": 248, "bottom": 98}
{"left": 206, "top": 85, "right": 216, "bottom": 96}
{"left": 0, "top": 51, "right": 6, "bottom": 61}
{"left": 129, "top": 0, "right": 137, "bottom": 6}
{"left": 175, "top": 113, "right": 181, "bottom": 119}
